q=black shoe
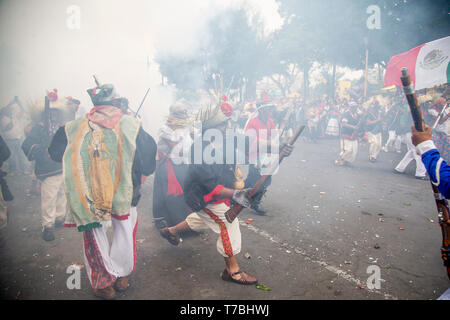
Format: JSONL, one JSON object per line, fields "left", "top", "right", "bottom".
{"left": 42, "top": 228, "right": 55, "bottom": 241}
{"left": 251, "top": 205, "right": 266, "bottom": 216}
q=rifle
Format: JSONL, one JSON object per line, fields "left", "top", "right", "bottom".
{"left": 432, "top": 102, "right": 448, "bottom": 130}
{"left": 93, "top": 75, "right": 101, "bottom": 87}
{"left": 400, "top": 67, "right": 450, "bottom": 279}
{"left": 134, "top": 87, "right": 151, "bottom": 117}
{"left": 224, "top": 125, "right": 306, "bottom": 223}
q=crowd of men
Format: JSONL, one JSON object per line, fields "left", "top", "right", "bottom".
{"left": 0, "top": 81, "right": 448, "bottom": 299}
{"left": 233, "top": 88, "right": 450, "bottom": 181}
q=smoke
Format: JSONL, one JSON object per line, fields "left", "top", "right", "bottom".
{"left": 0, "top": 0, "right": 282, "bottom": 136}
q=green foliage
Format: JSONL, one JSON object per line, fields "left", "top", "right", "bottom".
{"left": 156, "top": 7, "right": 269, "bottom": 98}
{"left": 156, "top": 1, "right": 449, "bottom": 99}
{"left": 279, "top": 0, "right": 450, "bottom": 67}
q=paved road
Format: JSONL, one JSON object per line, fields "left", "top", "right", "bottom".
{"left": 0, "top": 137, "right": 448, "bottom": 300}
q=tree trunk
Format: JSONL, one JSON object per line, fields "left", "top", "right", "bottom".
{"left": 270, "top": 75, "right": 287, "bottom": 98}
{"left": 245, "top": 77, "right": 257, "bottom": 101}
{"left": 303, "top": 66, "right": 310, "bottom": 101}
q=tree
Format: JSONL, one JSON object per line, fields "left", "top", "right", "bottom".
{"left": 277, "top": 0, "right": 450, "bottom": 99}
{"left": 156, "top": 7, "right": 270, "bottom": 101}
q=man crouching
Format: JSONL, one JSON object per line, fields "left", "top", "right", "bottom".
{"left": 159, "top": 96, "right": 258, "bottom": 285}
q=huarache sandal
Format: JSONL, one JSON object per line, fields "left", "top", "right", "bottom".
{"left": 114, "top": 276, "right": 129, "bottom": 292}
{"left": 93, "top": 286, "right": 116, "bottom": 300}
{"left": 221, "top": 268, "right": 258, "bottom": 285}
{"left": 160, "top": 227, "right": 180, "bottom": 246}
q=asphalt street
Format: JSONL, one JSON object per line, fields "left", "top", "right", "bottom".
{"left": 0, "top": 136, "right": 448, "bottom": 300}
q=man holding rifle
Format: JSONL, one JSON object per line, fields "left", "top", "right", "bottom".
{"left": 412, "top": 122, "right": 450, "bottom": 197}
{"left": 21, "top": 89, "right": 68, "bottom": 242}
{"left": 428, "top": 97, "right": 450, "bottom": 162}
{"left": 400, "top": 68, "right": 449, "bottom": 283}
{"left": 412, "top": 86, "right": 450, "bottom": 194}
{"left": 244, "top": 101, "right": 277, "bottom": 215}
{"left": 159, "top": 96, "right": 295, "bottom": 285}
{"left": 336, "top": 101, "right": 361, "bottom": 166}
{"left": 409, "top": 87, "right": 450, "bottom": 188}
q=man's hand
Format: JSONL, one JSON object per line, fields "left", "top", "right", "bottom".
{"left": 411, "top": 122, "right": 432, "bottom": 146}
{"left": 232, "top": 188, "right": 252, "bottom": 208}
{"left": 281, "top": 143, "right": 294, "bottom": 157}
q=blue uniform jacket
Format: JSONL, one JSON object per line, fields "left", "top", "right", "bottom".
{"left": 417, "top": 140, "right": 450, "bottom": 199}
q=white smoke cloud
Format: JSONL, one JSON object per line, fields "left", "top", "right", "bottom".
{"left": 0, "top": 0, "right": 282, "bottom": 136}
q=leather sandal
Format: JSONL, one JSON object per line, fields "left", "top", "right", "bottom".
{"left": 221, "top": 268, "right": 258, "bottom": 285}
{"left": 93, "top": 286, "right": 116, "bottom": 299}
{"left": 160, "top": 227, "right": 180, "bottom": 246}
{"left": 114, "top": 276, "right": 129, "bottom": 292}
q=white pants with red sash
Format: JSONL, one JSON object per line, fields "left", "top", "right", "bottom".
{"left": 82, "top": 207, "right": 138, "bottom": 289}
{"left": 186, "top": 202, "right": 241, "bottom": 258}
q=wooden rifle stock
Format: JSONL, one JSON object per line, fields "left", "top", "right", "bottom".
{"left": 400, "top": 68, "right": 423, "bottom": 131}
{"left": 224, "top": 125, "right": 306, "bottom": 223}
{"left": 400, "top": 67, "right": 450, "bottom": 279}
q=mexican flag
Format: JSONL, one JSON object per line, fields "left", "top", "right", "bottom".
{"left": 384, "top": 36, "right": 450, "bottom": 90}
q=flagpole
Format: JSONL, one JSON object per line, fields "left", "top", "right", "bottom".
{"left": 364, "top": 48, "right": 369, "bottom": 99}
{"left": 363, "top": 36, "right": 369, "bottom": 100}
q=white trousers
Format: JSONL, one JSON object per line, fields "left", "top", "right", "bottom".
{"left": 41, "top": 174, "right": 66, "bottom": 228}
{"left": 83, "top": 207, "right": 138, "bottom": 289}
{"left": 384, "top": 130, "right": 402, "bottom": 152}
{"left": 186, "top": 202, "right": 241, "bottom": 258}
{"left": 367, "top": 132, "right": 382, "bottom": 159}
{"left": 339, "top": 139, "right": 358, "bottom": 163}
{"left": 395, "top": 133, "right": 426, "bottom": 177}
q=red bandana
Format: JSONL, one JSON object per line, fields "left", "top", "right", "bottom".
{"left": 86, "top": 105, "right": 123, "bottom": 129}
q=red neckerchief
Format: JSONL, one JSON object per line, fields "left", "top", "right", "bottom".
{"left": 86, "top": 105, "right": 123, "bottom": 129}
{"left": 245, "top": 116, "right": 275, "bottom": 137}
{"left": 245, "top": 116, "right": 276, "bottom": 162}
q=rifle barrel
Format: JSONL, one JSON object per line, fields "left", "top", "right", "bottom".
{"left": 433, "top": 103, "right": 448, "bottom": 129}
{"left": 93, "top": 75, "right": 100, "bottom": 87}
{"left": 135, "top": 87, "right": 151, "bottom": 117}
{"left": 225, "top": 125, "right": 305, "bottom": 223}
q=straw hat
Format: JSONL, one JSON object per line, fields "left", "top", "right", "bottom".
{"left": 196, "top": 95, "right": 233, "bottom": 130}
